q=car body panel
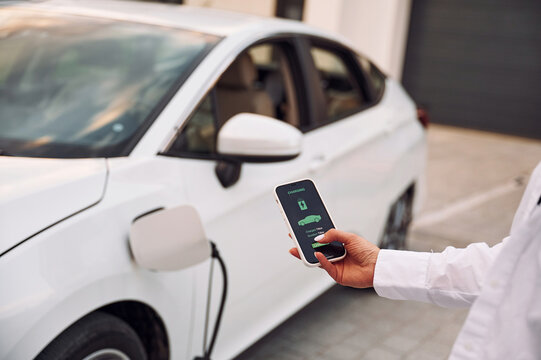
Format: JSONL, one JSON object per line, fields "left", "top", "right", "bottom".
{"left": 175, "top": 155, "right": 334, "bottom": 358}
{"left": 0, "top": 156, "right": 209, "bottom": 359}
{"left": 0, "top": 157, "right": 107, "bottom": 255}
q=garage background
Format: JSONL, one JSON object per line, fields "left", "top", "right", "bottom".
{"left": 402, "top": 0, "right": 541, "bottom": 139}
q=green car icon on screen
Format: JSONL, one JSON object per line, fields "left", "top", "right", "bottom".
{"left": 298, "top": 215, "right": 322, "bottom": 226}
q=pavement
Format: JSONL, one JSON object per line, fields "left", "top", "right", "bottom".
{"left": 234, "top": 124, "right": 541, "bottom": 360}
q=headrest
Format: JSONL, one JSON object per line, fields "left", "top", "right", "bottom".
{"left": 219, "top": 52, "right": 256, "bottom": 89}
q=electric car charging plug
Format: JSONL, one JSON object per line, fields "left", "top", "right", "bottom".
{"left": 194, "top": 242, "right": 228, "bottom": 360}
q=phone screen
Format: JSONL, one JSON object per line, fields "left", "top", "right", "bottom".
{"left": 275, "top": 179, "right": 346, "bottom": 264}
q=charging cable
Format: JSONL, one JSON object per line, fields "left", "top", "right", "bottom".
{"left": 194, "top": 241, "right": 228, "bottom": 360}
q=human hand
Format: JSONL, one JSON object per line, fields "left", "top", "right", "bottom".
{"left": 289, "top": 229, "right": 380, "bottom": 288}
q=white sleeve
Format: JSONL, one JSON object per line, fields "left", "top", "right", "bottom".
{"left": 373, "top": 239, "right": 506, "bottom": 308}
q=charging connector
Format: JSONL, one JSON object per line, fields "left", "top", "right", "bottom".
{"left": 194, "top": 241, "right": 228, "bottom": 360}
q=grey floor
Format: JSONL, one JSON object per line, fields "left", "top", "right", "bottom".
{"left": 235, "top": 125, "right": 541, "bottom": 359}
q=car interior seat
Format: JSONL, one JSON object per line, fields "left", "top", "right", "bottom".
{"left": 262, "top": 47, "right": 300, "bottom": 128}
{"left": 215, "top": 52, "right": 275, "bottom": 127}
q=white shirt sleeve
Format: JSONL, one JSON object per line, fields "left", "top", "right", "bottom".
{"left": 373, "top": 239, "right": 506, "bottom": 308}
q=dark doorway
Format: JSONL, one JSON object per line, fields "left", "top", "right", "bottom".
{"left": 402, "top": 0, "right": 541, "bottom": 139}
{"left": 276, "top": 0, "right": 304, "bottom": 21}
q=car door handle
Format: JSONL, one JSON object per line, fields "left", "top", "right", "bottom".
{"left": 309, "top": 154, "right": 327, "bottom": 173}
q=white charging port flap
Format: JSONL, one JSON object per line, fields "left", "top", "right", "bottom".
{"left": 129, "top": 205, "right": 211, "bottom": 271}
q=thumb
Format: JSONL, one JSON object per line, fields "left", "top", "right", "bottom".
{"left": 315, "top": 252, "right": 339, "bottom": 281}
{"left": 314, "top": 228, "right": 356, "bottom": 245}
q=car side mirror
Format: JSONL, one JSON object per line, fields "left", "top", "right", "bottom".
{"left": 129, "top": 206, "right": 210, "bottom": 271}
{"left": 216, "top": 113, "right": 302, "bottom": 162}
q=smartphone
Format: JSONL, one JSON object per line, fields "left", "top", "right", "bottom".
{"left": 274, "top": 179, "right": 346, "bottom": 267}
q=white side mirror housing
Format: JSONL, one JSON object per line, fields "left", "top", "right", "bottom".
{"left": 217, "top": 113, "right": 302, "bottom": 162}
{"left": 129, "top": 206, "right": 210, "bottom": 271}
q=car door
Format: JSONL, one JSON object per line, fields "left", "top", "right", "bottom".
{"left": 161, "top": 38, "right": 335, "bottom": 356}
{"left": 298, "top": 37, "right": 404, "bottom": 242}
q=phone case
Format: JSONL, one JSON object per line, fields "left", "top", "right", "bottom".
{"left": 274, "top": 178, "right": 347, "bottom": 267}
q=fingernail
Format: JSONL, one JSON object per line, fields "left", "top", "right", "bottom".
{"left": 314, "top": 234, "right": 324, "bottom": 242}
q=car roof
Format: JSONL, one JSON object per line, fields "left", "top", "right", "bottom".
{"left": 5, "top": 0, "right": 346, "bottom": 42}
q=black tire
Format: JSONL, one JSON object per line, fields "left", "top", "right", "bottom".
{"left": 379, "top": 188, "right": 414, "bottom": 250}
{"left": 36, "top": 311, "right": 147, "bottom": 360}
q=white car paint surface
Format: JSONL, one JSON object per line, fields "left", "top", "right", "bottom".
{"left": 0, "top": 158, "right": 107, "bottom": 254}
{"left": 0, "top": 1, "right": 426, "bottom": 359}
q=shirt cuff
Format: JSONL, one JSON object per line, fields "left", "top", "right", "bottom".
{"left": 373, "top": 249, "right": 432, "bottom": 303}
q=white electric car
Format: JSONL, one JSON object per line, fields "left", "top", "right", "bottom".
{"left": 0, "top": 1, "right": 427, "bottom": 359}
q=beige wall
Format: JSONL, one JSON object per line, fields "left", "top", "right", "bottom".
{"left": 185, "top": 0, "right": 275, "bottom": 17}
{"left": 304, "top": 0, "right": 411, "bottom": 80}
{"left": 302, "top": 0, "right": 344, "bottom": 34}
{"left": 185, "top": 0, "right": 411, "bottom": 79}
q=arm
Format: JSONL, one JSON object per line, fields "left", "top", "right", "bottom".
{"left": 289, "top": 230, "right": 506, "bottom": 308}
{"left": 374, "top": 240, "right": 505, "bottom": 308}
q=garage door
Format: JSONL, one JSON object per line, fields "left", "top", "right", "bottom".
{"left": 402, "top": 0, "right": 541, "bottom": 139}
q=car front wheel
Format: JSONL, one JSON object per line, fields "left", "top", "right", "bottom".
{"left": 36, "top": 311, "right": 147, "bottom": 360}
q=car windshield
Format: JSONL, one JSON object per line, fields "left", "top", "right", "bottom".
{"left": 0, "top": 9, "right": 220, "bottom": 158}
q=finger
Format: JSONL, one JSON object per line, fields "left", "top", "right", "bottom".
{"left": 289, "top": 248, "right": 301, "bottom": 259}
{"left": 315, "top": 228, "right": 358, "bottom": 245}
{"left": 315, "top": 252, "right": 338, "bottom": 281}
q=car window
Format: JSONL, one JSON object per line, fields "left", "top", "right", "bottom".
{"left": 167, "top": 93, "right": 216, "bottom": 155}
{"left": 358, "top": 56, "right": 386, "bottom": 100}
{"left": 310, "top": 46, "right": 365, "bottom": 122}
{"left": 166, "top": 42, "right": 300, "bottom": 157}
{"left": 248, "top": 43, "right": 300, "bottom": 128}
{"left": 0, "top": 9, "right": 220, "bottom": 158}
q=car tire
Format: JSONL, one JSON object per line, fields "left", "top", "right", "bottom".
{"left": 36, "top": 311, "right": 147, "bottom": 360}
{"left": 379, "top": 188, "right": 414, "bottom": 250}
